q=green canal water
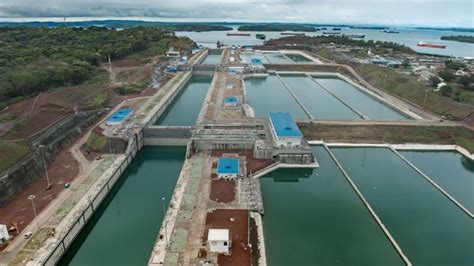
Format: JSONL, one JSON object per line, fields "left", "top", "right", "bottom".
{"left": 59, "top": 146, "right": 186, "bottom": 266}
{"left": 263, "top": 52, "right": 294, "bottom": 64}
{"left": 281, "top": 74, "right": 361, "bottom": 120}
{"left": 315, "top": 77, "right": 409, "bottom": 120}
{"left": 331, "top": 147, "right": 474, "bottom": 266}
{"left": 201, "top": 53, "right": 221, "bottom": 64}
{"left": 284, "top": 53, "right": 313, "bottom": 64}
{"left": 399, "top": 150, "right": 474, "bottom": 213}
{"left": 260, "top": 146, "right": 403, "bottom": 266}
{"left": 244, "top": 75, "right": 308, "bottom": 119}
{"left": 241, "top": 52, "right": 269, "bottom": 64}
{"left": 156, "top": 75, "right": 212, "bottom": 126}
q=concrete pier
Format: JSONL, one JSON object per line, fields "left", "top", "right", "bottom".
{"left": 323, "top": 144, "right": 412, "bottom": 266}
{"left": 390, "top": 147, "right": 474, "bottom": 218}
{"left": 307, "top": 74, "right": 368, "bottom": 119}
{"left": 276, "top": 73, "right": 314, "bottom": 119}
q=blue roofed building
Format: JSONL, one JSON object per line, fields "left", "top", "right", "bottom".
{"left": 217, "top": 157, "right": 240, "bottom": 179}
{"left": 268, "top": 112, "right": 303, "bottom": 147}
{"left": 106, "top": 108, "right": 134, "bottom": 126}
{"left": 251, "top": 58, "right": 263, "bottom": 65}
{"left": 223, "top": 96, "right": 239, "bottom": 107}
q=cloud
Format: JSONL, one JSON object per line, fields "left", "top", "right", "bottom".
{"left": 0, "top": 0, "right": 472, "bottom": 27}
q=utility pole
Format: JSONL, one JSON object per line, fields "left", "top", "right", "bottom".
{"left": 162, "top": 197, "right": 168, "bottom": 249}
{"left": 38, "top": 145, "right": 52, "bottom": 189}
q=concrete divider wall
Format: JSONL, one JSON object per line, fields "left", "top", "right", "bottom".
{"left": 144, "top": 126, "right": 193, "bottom": 139}
{"left": 41, "top": 131, "right": 143, "bottom": 265}
{"left": 147, "top": 73, "right": 193, "bottom": 126}
{"left": 196, "top": 73, "right": 219, "bottom": 124}
{"left": 276, "top": 71, "right": 419, "bottom": 120}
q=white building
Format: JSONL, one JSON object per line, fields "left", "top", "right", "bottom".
{"left": 0, "top": 224, "right": 9, "bottom": 244}
{"left": 166, "top": 47, "right": 180, "bottom": 58}
{"left": 208, "top": 229, "right": 230, "bottom": 253}
{"left": 436, "top": 82, "right": 447, "bottom": 92}
{"left": 268, "top": 112, "right": 303, "bottom": 148}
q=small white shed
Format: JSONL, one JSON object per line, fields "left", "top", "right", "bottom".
{"left": 208, "top": 229, "right": 230, "bottom": 253}
{"left": 0, "top": 224, "right": 9, "bottom": 244}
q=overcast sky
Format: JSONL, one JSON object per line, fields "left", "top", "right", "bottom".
{"left": 0, "top": 0, "right": 472, "bottom": 27}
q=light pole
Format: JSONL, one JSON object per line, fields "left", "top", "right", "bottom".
{"left": 28, "top": 195, "right": 37, "bottom": 218}
{"left": 38, "top": 145, "right": 51, "bottom": 189}
{"left": 162, "top": 197, "right": 168, "bottom": 248}
{"left": 28, "top": 195, "right": 40, "bottom": 230}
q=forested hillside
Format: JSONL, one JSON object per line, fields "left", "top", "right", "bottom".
{"left": 0, "top": 26, "right": 193, "bottom": 108}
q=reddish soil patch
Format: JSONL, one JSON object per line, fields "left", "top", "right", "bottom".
{"left": 81, "top": 126, "right": 105, "bottom": 161}
{"left": 203, "top": 209, "right": 250, "bottom": 266}
{"left": 198, "top": 248, "right": 207, "bottom": 258}
{"left": 112, "top": 59, "right": 149, "bottom": 68}
{"left": 211, "top": 149, "right": 274, "bottom": 175}
{"left": 0, "top": 148, "right": 79, "bottom": 243}
{"left": 109, "top": 87, "right": 156, "bottom": 108}
{"left": 1, "top": 98, "right": 36, "bottom": 116}
{"left": 122, "top": 98, "right": 149, "bottom": 112}
{"left": 2, "top": 110, "right": 69, "bottom": 140}
{"left": 210, "top": 179, "right": 235, "bottom": 203}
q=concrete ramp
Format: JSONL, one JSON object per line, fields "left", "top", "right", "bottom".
{"left": 252, "top": 160, "right": 319, "bottom": 179}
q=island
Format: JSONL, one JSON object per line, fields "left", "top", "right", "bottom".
{"left": 0, "top": 20, "right": 233, "bottom": 32}
{"left": 440, "top": 35, "right": 474, "bottom": 44}
{"left": 237, "top": 24, "right": 317, "bottom": 32}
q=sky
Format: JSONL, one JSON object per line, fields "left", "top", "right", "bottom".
{"left": 0, "top": 0, "right": 473, "bottom": 27}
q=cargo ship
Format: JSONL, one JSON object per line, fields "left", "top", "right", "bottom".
{"left": 417, "top": 41, "right": 446, "bottom": 49}
{"left": 256, "top": 33, "right": 266, "bottom": 40}
{"left": 226, "top": 33, "right": 251, "bottom": 36}
{"left": 332, "top": 27, "right": 342, "bottom": 31}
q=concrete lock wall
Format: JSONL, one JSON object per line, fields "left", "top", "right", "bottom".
{"left": 192, "top": 139, "right": 254, "bottom": 150}
{"left": 193, "top": 65, "right": 217, "bottom": 75}
{"left": 143, "top": 126, "right": 193, "bottom": 146}
{"left": 0, "top": 110, "right": 103, "bottom": 206}
{"left": 148, "top": 73, "right": 193, "bottom": 126}
{"left": 41, "top": 131, "right": 143, "bottom": 265}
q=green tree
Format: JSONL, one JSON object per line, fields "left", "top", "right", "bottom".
{"left": 459, "top": 74, "right": 473, "bottom": 90}
{"left": 0, "top": 26, "right": 193, "bottom": 107}
{"left": 401, "top": 59, "right": 410, "bottom": 68}
{"left": 429, "top": 76, "right": 441, "bottom": 87}
{"left": 439, "top": 69, "right": 455, "bottom": 82}
{"left": 452, "top": 90, "right": 461, "bottom": 102}
{"left": 444, "top": 60, "right": 466, "bottom": 71}
{"left": 440, "top": 85, "right": 453, "bottom": 97}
